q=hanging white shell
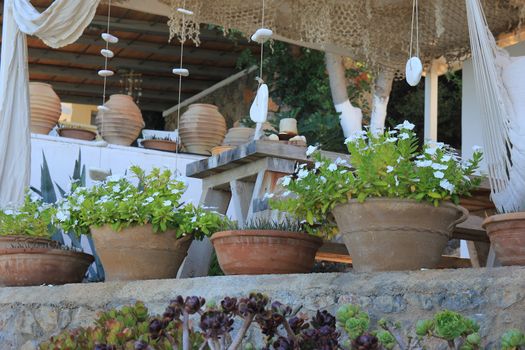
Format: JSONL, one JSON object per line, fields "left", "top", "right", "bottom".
{"left": 101, "top": 33, "right": 119, "bottom": 44}
{"left": 251, "top": 28, "right": 273, "bottom": 44}
{"left": 97, "top": 105, "right": 110, "bottom": 112}
{"left": 172, "top": 68, "right": 190, "bottom": 77}
{"left": 250, "top": 83, "right": 269, "bottom": 123}
{"left": 177, "top": 8, "right": 194, "bottom": 15}
{"left": 100, "top": 49, "right": 114, "bottom": 58}
{"left": 98, "top": 69, "right": 114, "bottom": 77}
{"left": 406, "top": 57, "right": 423, "bottom": 86}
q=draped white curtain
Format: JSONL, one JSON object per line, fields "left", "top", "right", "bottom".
{"left": 0, "top": 0, "right": 100, "bottom": 207}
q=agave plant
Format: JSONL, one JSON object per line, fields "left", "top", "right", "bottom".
{"left": 31, "top": 150, "right": 104, "bottom": 281}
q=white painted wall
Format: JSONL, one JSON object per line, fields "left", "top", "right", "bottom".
{"left": 30, "top": 134, "right": 205, "bottom": 205}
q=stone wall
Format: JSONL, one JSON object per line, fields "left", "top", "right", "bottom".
{"left": 1, "top": 267, "right": 524, "bottom": 349}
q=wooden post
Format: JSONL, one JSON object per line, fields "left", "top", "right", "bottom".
{"left": 424, "top": 60, "right": 439, "bottom": 141}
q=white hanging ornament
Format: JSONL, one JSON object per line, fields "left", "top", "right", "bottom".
{"left": 97, "top": 105, "right": 110, "bottom": 112}
{"left": 101, "top": 33, "right": 119, "bottom": 44}
{"left": 251, "top": 28, "right": 273, "bottom": 44}
{"left": 172, "top": 68, "right": 189, "bottom": 77}
{"left": 100, "top": 49, "right": 114, "bottom": 58}
{"left": 250, "top": 83, "right": 269, "bottom": 140}
{"left": 177, "top": 8, "right": 194, "bottom": 15}
{"left": 98, "top": 69, "right": 114, "bottom": 77}
{"left": 405, "top": 57, "right": 423, "bottom": 86}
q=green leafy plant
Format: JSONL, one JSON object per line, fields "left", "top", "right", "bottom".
{"left": 415, "top": 310, "right": 480, "bottom": 349}
{"left": 271, "top": 121, "right": 482, "bottom": 237}
{"left": 501, "top": 329, "right": 525, "bottom": 350}
{"left": 54, "top": 166, "right": 224, "bottom": 239}
{"left": 223, "top": 217, "right": 306, "bottom": 232}
{"left": 0, "top": 193, "right": 54, "bottom": 238}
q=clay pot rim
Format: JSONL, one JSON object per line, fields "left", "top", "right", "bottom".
{"left": 58, "top": 128, "right": 97, "bottom": 137}
{"left": 210, "top": 230, "right": 323, "bottom": 244}
{"left": 90, "top": 223, "right": 194, "bottom": 239}
{"left": 337, "top": 197, "right": 465, "bottom": 210}
{"left": 142, "top": 139, "right": 177, "bottom": 145}
{"left": 187, "top": 103, "right": 219, "bottom": 109}
{"left": 482, "top": 211, "right": 525, "bottom": 228}
{"left": 0, "top": 247, "right": 94, "bottom": 262}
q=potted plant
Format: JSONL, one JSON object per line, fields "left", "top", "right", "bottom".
{"left": 271, "top": 121, "right": 483, "bottom": 272}
{"left": 0, "top": 194, "right": 94, "bottom": 286}
{"left": 211, "top": 218, "right": 323, "bottom": 275}
{"left": 55, "top": 166, "right": 224, "bottom": 281}
{"left": 142, "top": 135, "right": 179, "bottom": 152}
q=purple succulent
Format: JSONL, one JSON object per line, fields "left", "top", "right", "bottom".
{"left": 352, "top": 333, "right": 380, "bottom": 350}
{"left": 199, "top": 310, "right": 234, "bottom": 339}
{"left": 221, "top": 297, "right": 238, "bottom": 314}
{"left": 238, "top": 292, "right": 269, "bottom": 316}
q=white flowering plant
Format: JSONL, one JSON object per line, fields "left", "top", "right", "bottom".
{"left": 271, "top": 121, "right": 483, "bottom": 238}
{"left": 55, "top": 166, "right": 224, "bottom": 240}
{"left": 0, "top": 193, "right": 55, "bottom": 238}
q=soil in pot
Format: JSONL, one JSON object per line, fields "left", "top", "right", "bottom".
{"left": 58, "top": 128, "right": 97, "bottom": 141}
{"left": 90, "top": 224, "right": 193, "bottom": 281}
{"left": 483, "top": 212, "right": 525, "bottom": 266}
{"left": 210, "top": 230, "right": 323, "bottom": 275}
{"left": 142, "top": 139, "right": 178, "bottom": 152}
{"left": 0, "top": 236, "right": 94, "bottom": 287}
{"left": 332, "top": 198, "right": 468, "bottom": 272}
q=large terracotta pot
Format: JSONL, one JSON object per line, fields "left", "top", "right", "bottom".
{"left": 223, "top": 127, "right": 255, "bottom": 146}
{"left": 29, "top": 82, "right": 62, "bottom": 134}
{"left": 90, "top": 224, "right": 193, "bottom": 281}
{"left": 95, "top": 94, "right": 145, "bottom": 146}
{"left": 483, "top": 212, "right": 525, "bottom": 266}
{"left": 332, "top": 198, "right": 468, "bottom": 272}
{"left": 179, "top": 104, "right": 226, "bottom": 154}
{"left": 0, "top": 236, "right": 94, "bottom": 287}
{"left": 211, "top": 230, "right": 323, "bottom": 275}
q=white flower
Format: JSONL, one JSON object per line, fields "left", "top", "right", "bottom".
{"left": 335, "top": 157, "right": 347, "bottom": 165}
{"left": 431, "top": 163, "right": 448, "bottom": 170}
{"left": 425, "top": 147, "right": 437, "bottom": 155}
{"left": 112, "top": 185, "right": 121, "bottom": 193}
{"left": 399, "top": 132, "right": 410, "bottom": 140}
{"left": 433, "top": 171, "right": 445, "bottom": 179}
{"left": 297, "top": 169, "right": 309, "bottom": 179}
{"left": 163, "top": 200, "right": 172, "bottom": 206}
{"left": 191, "top": 216, "right": 197, "bottom": 223}
{"left": 306, "top": 145, "right": 318, "bottom": 156}
{"left": 283, "top": 191, "right": 291, "bottom": 196}
{"left": 440, "top": 179, "right": 455, "bottom": 193}
{"left": 340, "top": 170, "right": 348, "bottom": 174}
{"left": 441, "top": 155, "right": 452, "bottom": 162}
{"left": 388, "top": 130, "right": 398, "bottom": 135}
{"left": 281, "top": 176, "right": 292, "bottom": 186}
{"left": 472, "top": 145, "right": 483, "bottom": 152}
{"left": 395, "top": 120, "right": 415, "bottom": 130}
{"left": 344, "top": 130, "right": 367, "bottom": 144}
{"left": 144, "top": 196, "right": 154, "bottom": 203}
{"left": 463, "top": 175, "right": 471, "bottom": 182}
{"left": 319, "top": 176, "right": 327, "bottom": 183}
{"left": 55, "top": 210, "right": 69, "bottom": 222}
{"left": 415, "top": 160, "right": 432, "bottom": 167}
{"left": 315, "top": 162, "right": 322, "bottom": 169}
{"left": 263, "top": 192, "right": 275, "bottom": 199}
{"left": 386, "top": 166, "right": 394, "bottom": 173}
{"left": 394, "top": 175, "right": 399, "bottom": 186}
{"left": 397, "top": 156, "right": 404, "bottom": 163}
{"left": 427, "top": 141, "right": 445, "bottom": 149}
{"left": 106, "top": 174, "right": 124, "bottom": 182}
{"left": 152, "top": 192, "right": 160, "bottom": 197}
{"left": 76, "top": 195, "right": 85, "bottom": 204}
{"left": 386, "top": 137, "right": 398, "bottom": 143}
{"left": 327, "top": 163, "right": 338, "bottom": 172}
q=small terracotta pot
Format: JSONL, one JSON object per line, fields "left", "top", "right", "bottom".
{"left": 0, "top": 236, "right": 94, "bottom": 287}
{"left": 332, "top": 198, "right": 468, "bottom": 272}
{"left": 90, "top": 224, "right": 193, "bottom": 281}
{"left": 58, "top": 128, "right": 97, "bottom": 141}
{"left": 483, "top": 212, "right": 525, "bottom": 266}
{"left": 142, "top": 139, "right": 178, "bottom": 152}
{"left": 211, "top": 230, "right": 323, "bottom": 275}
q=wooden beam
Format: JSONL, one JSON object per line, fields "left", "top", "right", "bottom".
{"left": 27, "top": 48, "right": 236, "bottom": 79}
{"left": 29, "top": 63, "right": 215, "bottom": 92}
{"left": 424, "top": 60, "right": 439, "bottom": 141}
{"left": 163, "top": 65, "right": 258, "bottom": 116}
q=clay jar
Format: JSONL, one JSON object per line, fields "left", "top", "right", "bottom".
{"left": 483, "top": 212, "right": 525, "bottom": 266}
{"left": 223, "top": 127, "right": 255, "bottom": 146}
{"left": 332, "top": 198, "right": 468, "bottom": 272}
{"left": 29, "top": 82, "right": 62, "bottom": 135}
{"left": 179, "top": 104, "right": 226, "bottom": 154}
{"left": 96, "top": 94, "right": 145, "bottom": 146}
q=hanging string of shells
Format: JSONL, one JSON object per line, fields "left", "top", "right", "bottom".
{"left": 97, "top": 0, "right": 117, "bottom": 114}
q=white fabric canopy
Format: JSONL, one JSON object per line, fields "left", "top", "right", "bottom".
{"left": 0, "top": 0, "right": 100, "bottom": 207}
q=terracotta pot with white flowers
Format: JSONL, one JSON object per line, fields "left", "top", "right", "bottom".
{"left": 55, "top": 167, "right": 224, "bottom": 281}
{"left": 272, "top": 121, "right": 483, "bottom": 272}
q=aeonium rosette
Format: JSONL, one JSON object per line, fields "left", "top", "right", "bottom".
{"left": 271, "top": 121, "right": 483, "bottom": 238}
{"left": 54, "top": 166, "right": 224, "bottom": 239}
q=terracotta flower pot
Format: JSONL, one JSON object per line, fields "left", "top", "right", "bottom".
{"left": 0, "top": 236, "right": 94, "bottom": 287}
{"left": 223, "top": 127, "right": 255, "bottom": 146}
{"left": 95, "top": 94, "right": 145, "bottom": 146}
{"left": 210, "top": 230, "right": 323, "bottom": 275}
{"left": 58, "top": 127, "right": 97, "bottom": 141}
{"left": 332, "top": 198, "right": 468, "bottom": 272}
{"left": 90, "top": 224, "right": 193, "bottom": 281}
{"left": 179, "top": 104, "right": 226, "bottom": 154}
{"left": 483, "top": 212, "right": 525, "bottom": 266}
{"left": 142, "top": 139, "right": 178, "bottom": 152}
{"left": 29, "top": 82, "right": 62, "bottom": 135}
